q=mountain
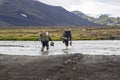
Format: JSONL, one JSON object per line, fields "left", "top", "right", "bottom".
{"left": 0, "top": 0, "right": 99, "bottom": 26}
{"left": 94, "top": 15, "right": 120, "bottom": 26}
{"left": 72, "top": 11, "right": 120, "bottom": 26}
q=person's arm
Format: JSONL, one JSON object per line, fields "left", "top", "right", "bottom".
{"left": 49, "top": 36, "right": 52, "bottom": 41}
{"left": 38, "top": 32, "right": 42, "bottom": 41}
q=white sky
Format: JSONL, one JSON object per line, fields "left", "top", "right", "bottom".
{"left": 38, "top": 0, "right": 120, "bottom": 17}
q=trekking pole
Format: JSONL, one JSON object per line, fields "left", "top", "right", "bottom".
{"left": 70, "top": 40, "right": 72, "bottom": 47}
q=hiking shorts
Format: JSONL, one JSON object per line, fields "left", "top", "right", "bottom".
{"left": 64, "top": 40, "right": 69, "bottom": 46}
{"left": 41, "top": 41, "right": 49, "bottom": 48}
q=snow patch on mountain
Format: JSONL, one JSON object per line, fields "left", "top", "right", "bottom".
{"left": 20, "top": 13, "right": 27, "bottom": 18}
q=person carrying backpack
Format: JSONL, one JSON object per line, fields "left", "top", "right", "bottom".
{"left": 61, "top": 29, "right": 72, "bottom": 49}
{"left": 39, "top": 31, "right": 53, "bottom": 51}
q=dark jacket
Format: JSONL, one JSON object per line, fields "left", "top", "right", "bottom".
{"left": 62, "top": 30, "right": 72, "bottom": 41}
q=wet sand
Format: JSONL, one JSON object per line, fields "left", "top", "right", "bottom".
{"left": 0, "top": 53, "right": 120, "bottom": 80}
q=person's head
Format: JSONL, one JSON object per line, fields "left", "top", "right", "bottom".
{"left": 39, "top": 32, "right": 42, "bottom": 34}
{"left": 46, "top": 31, "right": 49, "bottom": 35}
{"left": 69, "top": 28, "right": 71, "bottom": 31}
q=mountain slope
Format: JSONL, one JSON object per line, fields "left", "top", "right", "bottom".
{"left": 72, "top": 11, "right": 120, "bottom": 26}
{"left": 0, "top": 0, "right": 99, "bottom": 26}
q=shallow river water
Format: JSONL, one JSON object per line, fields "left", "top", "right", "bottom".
{"left": 0, "top": 40, "right": 120, "bottom": 56}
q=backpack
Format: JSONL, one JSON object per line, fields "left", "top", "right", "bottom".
{"left": 63, "top": 30, "right": 71, "bottom": 38}
{"left": 61, "top": 30, "right": 71, "bottom": 40}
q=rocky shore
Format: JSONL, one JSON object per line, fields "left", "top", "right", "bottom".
{"left": 0, "top": 53, "right": 120, "bottom": 80}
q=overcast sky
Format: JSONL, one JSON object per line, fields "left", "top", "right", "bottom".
{"left": 39, "top": 0, "right": 120, "bottom": 17}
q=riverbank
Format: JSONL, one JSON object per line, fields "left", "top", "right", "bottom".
{"left": 0, "top": 26, "right": 120, "bottom": 40}
{"left": 0, "top": 53, "right": 120, "bottom": 80}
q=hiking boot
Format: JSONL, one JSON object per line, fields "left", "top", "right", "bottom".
{"left": 41, "top": 49, "right": 44, "bottom": 51}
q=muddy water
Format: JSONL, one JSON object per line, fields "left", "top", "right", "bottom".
{"left": 0, "top": 40, "right": 120, "bottom": 56}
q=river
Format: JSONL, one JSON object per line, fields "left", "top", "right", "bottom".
{"left": 0, "top": 40, "right": 120, "bottom": 56}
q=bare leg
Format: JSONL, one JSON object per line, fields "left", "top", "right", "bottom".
{"left": 46, "top": 41, "right": 49, "bottom": 51}
{"left": 66, "top": 46, "right": 68, "bottom": 50}
{"left": 46, "top": 47, "right": 49, "bottom": 51}
{"left": 41, "top": 46, "right": 45, "bottom": 51}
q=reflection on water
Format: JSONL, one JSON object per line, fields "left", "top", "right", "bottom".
{"left": 62, "top": 49, "right": 69, "bottom": 54}
{"left": 0, "top": 40, "right": 120, "bottom": 56}
{"left": 62, "top": 49, "right": 72, "bottom": 54}
{"left": 41, "top": 51, "right": 49, "bottom": 55}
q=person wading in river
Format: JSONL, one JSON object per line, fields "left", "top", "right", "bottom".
{"left": 39, "top": 31, "right": 53, "bottom": 51}
{"left": 61, "top": 29, "right": 72, "bottom": 49}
